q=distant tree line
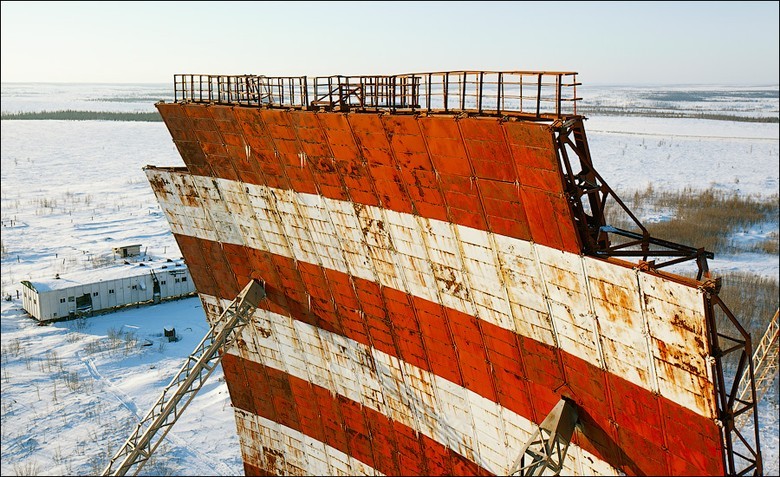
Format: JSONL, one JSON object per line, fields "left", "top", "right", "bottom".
{"left": 0, "top": 110, "right": 162, "bottom": 121}
{"left": 577, "top": 107, "right": 778, "bottom": 123}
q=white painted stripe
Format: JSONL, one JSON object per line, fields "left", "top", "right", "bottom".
{"left": 207, "top": 294, "right": 620, "bottom": 476}
{"left": 147, "top": 169, "right": 715, "bottom": 418}
{"left": 234, "top": 408, "right": 385, "bottom": 476}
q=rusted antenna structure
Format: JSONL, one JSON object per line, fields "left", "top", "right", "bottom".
{"left": 736, "top": 309, "right": 779, "bottom": 430}
{"left": 146, "top": 70, "right": 763, "bottom": 476}
{"left": 509, "top": 399, "right": 579, "bottom": 476}
{"left": 101, "top": 279, "right": 266, "bottom": 476}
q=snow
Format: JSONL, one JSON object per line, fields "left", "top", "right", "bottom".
{"left": 0, "top": 296, "right": 242, "bottom": 476}
{"left": 1, "top": 83, "right": 778, "bottom": 476}
{"left": 586, "top": 116, "right": 779, "bottom": 197}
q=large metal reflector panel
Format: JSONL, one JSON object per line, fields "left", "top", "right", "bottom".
{"left": 145, "top": 97, "right": 746, "bottom": 476}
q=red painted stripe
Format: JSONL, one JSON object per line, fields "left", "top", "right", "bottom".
{"left": 222, "top": 353, "right": 494, "bottom": 476}
{"left": 156, "top": 102, "right": 581, "bottom": 253}
{"left": 243, "top": 461, "right": 269, "bottom": 476}
{"left": 175, "top": 234, "right": 725, "bottom": 476}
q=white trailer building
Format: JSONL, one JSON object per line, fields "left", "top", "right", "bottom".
{"left": 21, "top": 257, "right": 196, "bottom": 322}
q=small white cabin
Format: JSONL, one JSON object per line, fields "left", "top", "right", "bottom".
{"left": 21, "top": 258, "right": 196, "bottom": 322}
{"left": 113, "top": 244, "right": 142, "bottom": 258}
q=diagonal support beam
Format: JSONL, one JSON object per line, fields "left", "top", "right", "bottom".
{"left": 101, "top": 279, "right": 266, "bottom": 476}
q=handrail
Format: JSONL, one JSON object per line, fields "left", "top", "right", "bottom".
{"left": 171, "top": 71, "right": 581, "bottom": 119}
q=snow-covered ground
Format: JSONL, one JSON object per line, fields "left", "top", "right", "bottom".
{"left": 0, "top": 296, "right": 242, "bottom": 476}
{"left": 1, "top": 83, "right": 778, "bottom": 476}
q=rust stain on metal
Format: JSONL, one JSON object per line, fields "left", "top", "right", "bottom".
{"left": 430, "top": 262, "right": 467, "bottom": 298}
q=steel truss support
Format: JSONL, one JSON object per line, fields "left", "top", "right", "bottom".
{"left": 509, "top": 399, "right": 579, "bottom": 476}
{"left": 553, "top": 117, "right": 713, "bottom": 279}
{"left": 554, "top": 117, "right": 763, "bottom": 475}
{"left": 704, "top": 291, "right": 763, "bottom": 476}
{"left": 101, "top": 279, "right": 266, "bottom": 476}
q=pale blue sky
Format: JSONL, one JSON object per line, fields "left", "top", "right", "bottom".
{"left": 1, "top": 1, "right": 778, "bottom": 85}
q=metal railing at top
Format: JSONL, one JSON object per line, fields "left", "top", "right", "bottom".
{"left": 173, "top": 71, "right": 581, "bottom": 119}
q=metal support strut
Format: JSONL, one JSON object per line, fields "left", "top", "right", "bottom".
{"left": 101, "top": 279, "right": 266, "bottom": 476}
{"left": 509, "top": 398, "right": 579, "bottom": 476}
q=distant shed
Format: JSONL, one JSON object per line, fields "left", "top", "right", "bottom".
{"left": 113, "top": 244, "right": 142, "bottom": 258}
{"left": 20, "top": 258, "right": 196, "bottom": 322}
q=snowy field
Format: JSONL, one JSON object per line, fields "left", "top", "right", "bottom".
{"left": 1, "top": 83, "right": 778, "bottom": 476}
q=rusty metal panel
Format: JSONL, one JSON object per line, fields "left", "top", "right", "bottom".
{"left": 347, "top": 114, "right": 416, "bottom": 215}
{"left": 469, "top": 393, "right": 509, "bottom": 472}
{"left": 459, "top": 118, "right": 516, "bottom": 182}
{"left": 535, "top": 245, "right": 602, "bottom": 366}
{"left": 318, "top": 113, "right": 382, "bottom": 207}
{"left": 493, "top": 233, "right": 557, "bottom": 347}
{"left": 639, "top": 272, "right": 715, "bottom": 418}
{"left": 259, "top": 109, "right": 318, "bottom": 195}
{"left": 417, "top": 217, "right": 475, "bottom": 316}
{"left": 502, "top": 120, "right": 580, "bottom": 253}
{"left": 291, "top": 319, "right": 332, "bottom": 392}
{"left": 382, "top": 115, "right": 448, "bottom": 223}
{"left": 291, "top": 192, "right": 349, "bottom": 274}
{"left": 159, "top": 103, "right": 582, "bottom": 256}
{"left": 218, "top": 302, "right": 613, "bottom": 475}
{"left": 267, "top": 187, "right": 322, "bottom": 267}
{"left": 290, "top": 111, "right": 349, "bottom": 201}
{"left": 460, "top": 118, "right": 534, "bottom": 240}
{"left": 352, "top": 204, "right": 405, "bottom": 292}
{"left": 246, "top": 189, "right": 293, "bottom": 258}
{"left": 326, "top": 198, "right": 377, "bottom": 282}
{"left": 456, "top": 224, "right": 515, "bottom": 331}
{"left": 231, "top": 107, "right": 289, "bottom": 190}
{"left": 184, "top": 104, "right": 238, "bottom": 182}
{"left": 381, "top": 209, "right": 439, "bottom": 304}
{"left": 190, "top": 176, "right": 246, "bottom": 246}
{"left": 220, "top": 182, "right": 268, "bottom": 253}
{"left": 146, "top": 164, "right": 727, "bottom": 476}
{"left": 157, "top": 104, "right": 212, "bottom": 177}
{"left": 583, "top": 256, "right": 656, "bottom": 391}
{"left": 419, "top": 116, "right": 487, "bottom": 231}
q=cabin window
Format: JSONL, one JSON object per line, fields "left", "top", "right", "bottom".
{"left": 131, "top": 285, "right": 137, "bottom": 290}
{"left": 60, "top": 298, "right": 66, "bottom": 303}
{"left": 93, "top": 292, "right": 98, "bottom": 297}
{"left": 175, "top": 278, "right": 180, "bottom": 283}
{"left": 108, "top": 289, "right": 114, "bottom": 294}
{"left": 181, "top": 277, "right": 188, "bottom": 282}
{"left": 68, "top": 296, "right": 75, "bottom": 302}
{"left": 160, "top": 280, "right": 166, "bottom": 285}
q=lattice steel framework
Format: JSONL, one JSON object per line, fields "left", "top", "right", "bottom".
{"left": 553, "top": 118, "right": 763, "bottom": 475}
{"left": 509, "top": 399, "right": 579, "bottom": 476}
{"left": 102, "top": 279, "right": 266, "bottom": 476}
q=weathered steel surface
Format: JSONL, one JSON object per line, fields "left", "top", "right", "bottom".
{"left": 216, "top": 302, "right": 616, "bottom": 476}
{"left": 146, "top": 159, "right": 726, "bottom": 475}
{"left": 143, "top": 96, "right": 747, "bottom": 476}
{"left": 155, "top": 103, "right": 580, "bottom": 254}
